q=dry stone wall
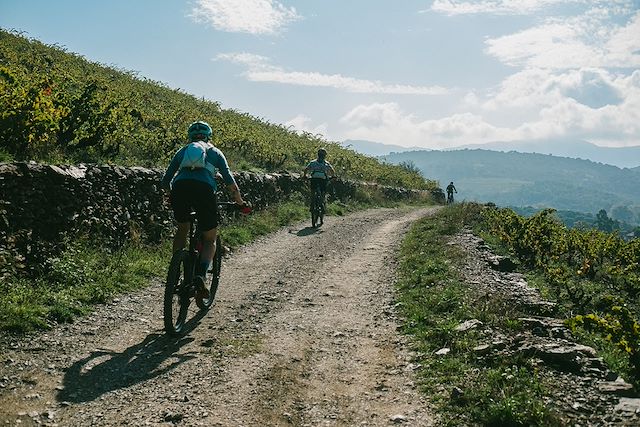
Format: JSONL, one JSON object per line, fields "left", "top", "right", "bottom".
{"left": 0, "top": 162, "right": 438, "bottom": 278}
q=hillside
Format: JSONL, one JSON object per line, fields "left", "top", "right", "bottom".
{"left": 456, "top": 139, "right": 640, "bottom": 169}
{"left": 382, "top": 149, "right": 640, "bottom": 221}
{"left": 0, "top": 29, "right": 433, "bottom": 190}
{"left": 344, "top": 138, "right": 640, "bottom": 169}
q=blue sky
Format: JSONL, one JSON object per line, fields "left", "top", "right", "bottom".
{"left": 1, "top": 0, "right": 639, "bottom": 149}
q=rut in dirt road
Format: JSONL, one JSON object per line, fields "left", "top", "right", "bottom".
{"left": 0, "top": 207, "right": 437, "bottom": 427}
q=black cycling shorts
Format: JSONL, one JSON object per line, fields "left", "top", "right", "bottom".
{"left": 170, "top": 179, "right": 219, "bottom": 231}
{"left": 310, "top": 178, "right": 327, "bottom": 194}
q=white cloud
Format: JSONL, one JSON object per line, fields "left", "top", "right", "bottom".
{"left": 527, "top": 71, "right": 640, "bottom": 142}
{"left": 484, "top": 68, "right": 626, "bottom": 110}
{"left": 462, "top": 91, "right": 481, "bottom": 108}
{"left": 338, "top": 70, "right": 640, "bottom": 148}
{"left": 190, "top": 0, "right": 300, "bottom": 35}
{"left": 339, "top": 103, "right": 517, "bottom": 149}
{"left": 485, "top": 9, "right": 640, "bottom": 68}
{"left": 430, "top": 0, "right": 635, "bottom": 16}
{"left": 216, "top": 52, "right": 448, "bottom": 95}
{"left": 285, "top": 114, "right": 329, "bottom": 137}
{"left": 606, "top": 11, "right": 640, "bottom": 65}
{"left": 431, "top": 0, "right": 585, "bottom": 15}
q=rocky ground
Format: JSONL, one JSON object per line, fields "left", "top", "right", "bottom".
{"left": 0, "top": 207, "right": 437, "bottom": 426}
{"left": 448, "top": 230, "right": 640, "bottom": 426}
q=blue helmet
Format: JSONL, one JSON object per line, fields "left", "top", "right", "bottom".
{"left": 187, "top": 121, "right": 212, "bottom": 141}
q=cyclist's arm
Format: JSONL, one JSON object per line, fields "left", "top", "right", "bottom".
{"left": 160, "top": 148, "right": 185, "bottom": 190}
{"left": 302, "top": 163, "right": 312, "bottom": 178}
{"left": 211, "top": 148, "right": 235, "bottom": 185}
{"left": 327, "top": 164, "right": 336, "bottom": 178}
{"left": 227, "top": 182, "right": 245, "bottom": 205}
{"left": 212, "top": 148, "right": 245, "bottom": 205}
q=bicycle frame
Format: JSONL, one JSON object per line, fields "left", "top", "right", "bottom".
{"left": 183, "top": 213, "right": 200, "bottom": 292}
{"left": 164, "top": 202, "right": 243, "bottom": 335}
{"left": 310, "top": 185, "right": 326, "bottom": 228}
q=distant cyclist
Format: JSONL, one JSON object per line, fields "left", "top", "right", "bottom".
{"left": 161, "top": 121, "right": 246, "bottom": 299}
{"left": 303, "top": 148, "right": 336, "bottom": 208}
{"left": 446, "top": 181, "right": 457, "bottom": 204}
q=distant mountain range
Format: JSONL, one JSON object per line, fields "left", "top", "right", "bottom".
{"left": 341, "top": 140, "right": 425, "bottom": 157}
{"left": 457, "top": 140, "right": 640, "bottom": 169}
{"left": 344, "top": 139, "right": 640, "bottom": 169}
{"left": 381, "top": 149, "right": 640, "bottom": 224}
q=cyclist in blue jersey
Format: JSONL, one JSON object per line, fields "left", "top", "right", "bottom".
{"left": 303, "top": 148, "right": 336, "bottom": 208}
{"left": 161, "top": 121, "right": 246, "bottom": 299}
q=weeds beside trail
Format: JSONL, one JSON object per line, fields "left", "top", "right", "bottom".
{"left": 396, "top": 204, "right": 560, "bottom": 426}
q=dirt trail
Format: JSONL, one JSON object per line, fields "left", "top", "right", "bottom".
{"left": 0, "top": 207, "right": 437, "bottom": 426}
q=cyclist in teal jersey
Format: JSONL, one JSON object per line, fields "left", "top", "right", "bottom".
{"left": 161, "top": 121, "right": 246, "bottom": 299}
{"left": 303, "top": 148, "right": 336, "bottom": 208}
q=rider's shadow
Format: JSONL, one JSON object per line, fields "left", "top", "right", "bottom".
{"left": 58, "top": 314, "right": 207, "bottom": 403}
{"left": 295, "top": 226, "right": 322, "bottom": 237}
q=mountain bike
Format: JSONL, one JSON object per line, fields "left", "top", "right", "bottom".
{"left": 309, "top": 177, "right": 335, "bottom": 228}
{"left": 310, "top": 185, "right": 326, "bottom": 228}
{"left": 163, "top": 202, "right": 246, "bottom": 335}
{"left": 447, "top": 192, "right": 455, "bottom": 204}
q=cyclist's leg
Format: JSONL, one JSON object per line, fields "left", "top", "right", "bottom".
{"left": 170, "top": 181, "right": 192, "bottom": 253}
{"left": 173, "top": 222, "right": 189, "bottom": 253}
{"left": 319, "top": 179, "right": 328, "bottom": 209}
{"left": 193, "top": 182, "right": 220, "bottom": 278}
{"left": 199, "top": 227, "right": 218, "bottom": 273}
{"left": 310, "top": 179, "right": 321, "bottom": 210}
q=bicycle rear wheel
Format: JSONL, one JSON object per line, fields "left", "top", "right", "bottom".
{"left": 197, "top": 235, "right": 222, "bottom": 310}
{"left": 311, "top": 207, "right": 318, "bottom": 228}
{"left": 318, "top": 199, "right": 325, "bottom": 226}
{"left": 164, "top": 249, "right": 190, "bottom": 335}
{"left": 310, "top": 197, "right": 318, "bottom": 227}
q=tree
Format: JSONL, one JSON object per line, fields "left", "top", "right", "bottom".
{"left": 595, "top": 209, "right": 619, "bottom": 233}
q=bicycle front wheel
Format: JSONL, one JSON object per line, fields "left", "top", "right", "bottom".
{"left": 164, "top": 250, "right": 190, "bottom": 335}
{"left": 197, "top": 235, "right": 222, "bottom": 310}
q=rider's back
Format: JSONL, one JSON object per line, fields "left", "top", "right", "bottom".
{"left": 307, "top": 159, "right": 332, "bottom": 179}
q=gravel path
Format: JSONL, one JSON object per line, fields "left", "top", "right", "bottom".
{"left": 0, "top": 207, "right": 437, "bottom": 426}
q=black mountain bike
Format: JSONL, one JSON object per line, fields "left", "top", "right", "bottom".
{"left": 309, "top": 177, "right": 336, "bottom": 228}
{"left": 447, "top": 192, "right": 455, "bottom": 204}
{"left": 310, "top": 186, "right": 326, "bottom": 228}
{"left": 163, "top": 202, "right": 243, "bottom": 335}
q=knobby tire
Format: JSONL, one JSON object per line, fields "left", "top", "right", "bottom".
{"left": 196, "top": 235, "right": 223, "bottom": 310}
{"left": 311, "top": 207, "right": 318, "bottom": 228}
{"left": 311, "top": 190, "right": 324, "bottom": 228}
{"left": 319, "top": 199, "right": 325, "bottom": 226}
{"left": 164, "top": 249, "right": 190, "bottom": 335}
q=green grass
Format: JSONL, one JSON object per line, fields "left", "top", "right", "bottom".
{"left": 0, "top": 239, "right": 168, "bottom": 332}
{"left": 396, "top": 204, "right": 561, "bottom": 426}
{"left": 0, "top": 148, "right": 13, "bottom": 162}
{"left": 221, "top": 199, "right": 309, "bottom": 248}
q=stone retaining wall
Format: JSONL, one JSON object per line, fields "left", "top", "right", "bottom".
{"left": 0, "top": 162, "right": 440, "bottom": 277}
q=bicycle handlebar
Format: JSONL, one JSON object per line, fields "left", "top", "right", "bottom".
{"left": 217, "top": 201, "right": 252, "bottom": 214}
